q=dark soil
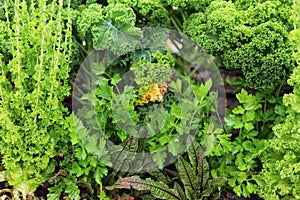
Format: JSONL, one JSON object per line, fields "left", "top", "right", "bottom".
{"left": 219, "top": 190, "right": 262, "bottom": 200}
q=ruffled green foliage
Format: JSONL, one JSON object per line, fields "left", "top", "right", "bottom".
{"left": 76, "top": 3, "right": 142, "bottom": 55}
{"left": 107, "top": 0, "right": 213, "bottom": 30}
{"left": 258, "top": 114, "right": 300, "bottom": 200}
{"left": 0, "top": 0, "right": 73, "bottom": 196}
{"left": 183, "top": 0, "right": 295, "bottom": 91}
{"left": 231, "top": 0, "right": 264, "bottom": 10}
{"left": 258, "top": 1, "right": 300, "bottom": 199}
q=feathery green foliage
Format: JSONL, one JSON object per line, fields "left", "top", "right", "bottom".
{"left": 0, "top": 0, "right": 72, "bottom": 196}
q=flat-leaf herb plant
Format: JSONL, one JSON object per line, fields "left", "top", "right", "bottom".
{"left": 45, "top": 114, "right": 112, "bottom": 200}
{"left": 76, "top": 50, "right": 218, "bottom": 171}
{"left": 208, "top": 89, "right": 285, "bottom": 197}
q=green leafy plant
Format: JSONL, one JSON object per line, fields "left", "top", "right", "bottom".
{"left": 106, "top": 141, "right": 224, "bottom": 200}
{"left": 46, "top": 115, "right": 112, "bottom": 200}
{"left": 76, "top": 3, "right": 142, "bottom": 56}
{"left": 107, "top": 0, "right": 213, "bottom": 31}
{"left": 2, "top": 0, "right": 298, "bottom": 198}
{"left": 208, "top": 89, "right": 285, "bottom": 197}
{"left": 77, "top": 52, "right": 216, "bottom": 169}
{"left": 257, "top": 1, "right": 300, "bottom": 199}
{"left": 0, "top": 0, "right": 73, "bottom": 197}
{"left": 183, "top": 0, "right": 295, "bottom": 91}
{"left": 70, "top": 39, "right": 221, "bottom": 197}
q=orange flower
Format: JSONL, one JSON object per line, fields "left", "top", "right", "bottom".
{"left": 138, "top": 83, "right": 168, "bottom": 106}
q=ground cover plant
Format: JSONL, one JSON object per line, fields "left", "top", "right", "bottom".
{"left": 0, "top": 0, "right": 299, "bottom": 199}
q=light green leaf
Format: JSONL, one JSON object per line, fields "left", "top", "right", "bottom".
{"left": 153, "top": 149, "right": 167, "bottom": 169}
{"left": 246, "top": 182, "right": 256, "bottom": 193}
{"left": 236, "top": 89, "right": 249, "bottom": 104}
{"left": 168, "top": 138, "right": 182, "bottom": 156}
{"left": 242, "top": 141, "right": 255, "bottom": 151}
{"left": 251, "top": 175, "right": 265, "bottom": 186}
{"left": 232, "top": 106, "right": 244, "bottom": 115}
{"left": 94, "top": 166, "right": 104, "bottom": 185}
{"left": 228, "top": 178, "right": 236, "bottom": 187}
{"left": 225, "top": 114, "right": 243, "bottom": 129}
{"left": 111, "top": 74, "right": 121, "bottom": 85}
{"left": 203, "top": 134, "right": 216, "bottom": 156}
{"left": 242, "top": 111, "right": 255, "bottom": 122}
{"left": 168, "top": 79, "right": 182, "bottom": 93}
{"left": 244, "top": 122, "right": 254, "bottom": 132}
{"left": 170, "top": 103, "right": 181, "bottom": 118}
{"left": 76, "top": 148, "right": 87, "bottom": 160}
{"left": 233, "top": 185, "right": 242, "bottom": 197}
{"left": 193, "top": 79, "right": 212, "bottom": 102}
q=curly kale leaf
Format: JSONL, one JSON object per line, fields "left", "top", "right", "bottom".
{"left": 77, "top": 3, "right": 142, "bottom": 55}
{"left": 165, "top": 0, "right": 213, "bottom": 10}
{"left": 183, "top": 0, "right": 295, "bottom": 91}
{"left": 230, "top": 22, "right": 294, "bottom": 90}
{"left": 107, "top": 0, "right": 170, "bottom": 27}
{"left": 76, "top": 4, "right": 104, "bottom": 40}
{"left": 258, "top": 3, "right": 300, "bottom": 199}
{"left": 244, "top": 1, "right": 293, "bottom": 28}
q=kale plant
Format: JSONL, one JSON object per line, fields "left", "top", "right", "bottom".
{"left": 183, "top": 0, "right": 295, "bottom": 91}
{"left": 257, "top": 2, "right": 300, "bottom": 199}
